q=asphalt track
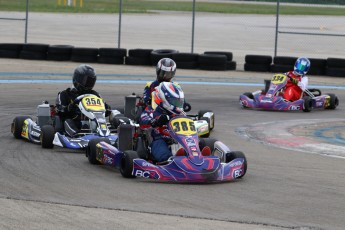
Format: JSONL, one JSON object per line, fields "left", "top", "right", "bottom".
{"left": 1, "top": 11, "right": 345, "bottom": 230}
{"left": 1, "top": 58, "right": 345, "bottom": 230}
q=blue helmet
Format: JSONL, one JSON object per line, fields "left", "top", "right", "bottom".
{"left": 294, "top": 57, "right": 310, "bottom": 76}
{"left": 154, "top": 82, "right": 184, "bottom": 115}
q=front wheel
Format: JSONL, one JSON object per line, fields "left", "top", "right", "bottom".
{"left": 303, "top": 96, "right": 312, "bottom": 112}
{"left": 225, "top": 151, "right": 247, "bottom": 178}
{"left": 11, "top": 116, "right": 31, "bottom": 139}
{"left": 41, "top": 125, "right": 55, "bottom": 149}
{"left": 120, "top": 150, "right": 139, "bottom": 178}
{"left": 87, "top": 138, "right": 111, "bottom": 165}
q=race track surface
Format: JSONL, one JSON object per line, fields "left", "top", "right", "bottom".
{"left": 1, "top": 59, "right": 345, "bottom": 230}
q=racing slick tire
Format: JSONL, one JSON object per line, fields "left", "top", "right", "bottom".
{"left": 11, "top": 116, "right": 31, "bottom": 139}
{"left": 120, "top": 150, "right": 139, "bottom": 178}
{"left": 326, "top": 93, "right": 339, "bottom": 110}
{"left": 303, "top": 96, "right": 313, "bottom": 112}
{"left": 198, "top": 110, "right": 214, "bottom": 130}
{"left": 199, "top": 138, "right": 218, "bottom": 154}
{"left": 225, "top": 151, "right": 247, "bottom": 178}
{"left": 40, "top": 125, "right": 55, "bottom": 149}
{"left": 86, "top": 138, "right": 111, "bottom": 165}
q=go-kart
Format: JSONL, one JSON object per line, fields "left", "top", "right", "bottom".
{"left": 239, "top": 73, "right": 339, "bottom": 112}
{"left": 86, "top": 115, "right": 247, "bottom": 183}
{"left": 109, "top": 92, "right": 215, "bottom": 137}
{"left": 11, "top": 94, "right": 118, "bottom": 149}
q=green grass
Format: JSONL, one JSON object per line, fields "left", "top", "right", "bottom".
{"left": 0, "top": 0, "right": 344, "bottom": 15}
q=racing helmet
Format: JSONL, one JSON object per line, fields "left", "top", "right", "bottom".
{"left": 156, "top": 58, "right": 177, "bottom": 83}
{"left": 154, "top": 82, "right": 184, "bottom": 115}
{"left": 73, "top": 64, "right": 97, "bottom": 92}
{"left": 294, "top": 57, "right": 310, "bottom": 76}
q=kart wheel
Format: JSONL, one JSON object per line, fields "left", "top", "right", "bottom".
{"left": 118, "top": 124, "right": 134, "bottom": 151}
{"left": 120, "top": 150, "right": 138, "bottom": 178}
{"left": 327, "top": 93, "right": 339, "bottom": 110}
{"left": 198, "top": 110, "right": 214, "bottom": 130}
{"left": 87, "top": 138, "right": 111, "bottom": 165}
{"left": 40, "top": 125, "right": 55, "bottom": 149}
{"left": 199, "top": 117, "right": 210, "bottom": 138}
{"left": 111, "top": 116, "right": 131, "bottom": 129}
{"left": 199, "top": 138, "right": 218, "bottom": 154}
{"left": 303, "top": 96, "right": 313, "bottom": 112}
{"left": 243, "top": 92, "right": 254, "bottom": 99}
{"left": 225, "top": 151, "right": 247, "bottom": 178}
{"left": 11, "top": 116, "right": 31, "bottom": 139}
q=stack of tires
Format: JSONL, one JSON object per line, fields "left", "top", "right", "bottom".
{"left": 199, "top": 51, "right": 236, "bottom": 71}
{"left": 98, "top": 48, "right": 126, "bottom": 64}
{"left": 19, "top": 43, "right": 49, "bottom": 60}
{"left": 244, "top": 54, "right": 272, "bottom": 72}
{"left": 71, "top": 47, "right": 99, "bottom": 63}
{"left": 270, "top": 56, "right": 297, "bottom": 73}
{"left": 0, "top": 43, "right": 23, "bottom": 58}
{"left": 308, "top": 58, "right": 327, "bottom": 76}
{"left": 125, "top": 48, "right": 153, "bottom": 66}
{"left": 150, "top": 49, "right": 179, "bottom": 66}
{"left": 172, "top": 52, "right": 199, "bottom": 69}
{"left": 47, "top": 45, "right": 74, "bottom": 61}
{"left": 325, "top": 58, "right": 345, "bottom": 77}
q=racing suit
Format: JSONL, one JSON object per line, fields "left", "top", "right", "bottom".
{"left": 283, "top": 71, "right": 309, "bottom": 102}
{"left": 139, "top": 105, "right": 173, "bottom": 162}
{"left": 56, "top": 87, "right": 111, "bottom": 137}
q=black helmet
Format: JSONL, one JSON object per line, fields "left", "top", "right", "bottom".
{"left": 156, "top": 58, "right": 176, "bottom": 83}
{"left": 73, "top": 64, "right": 97, "bottom": 92}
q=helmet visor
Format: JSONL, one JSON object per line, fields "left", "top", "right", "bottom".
{"left": 158, "top": 70, "right": 174, "bottom": 82}
{"left": 167, "top": 96, "right": 184, "bottom": 109}
{"left": 81, "top": 76, "right": 96, "bottom": 90}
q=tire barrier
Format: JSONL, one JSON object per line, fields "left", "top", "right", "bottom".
{"left": 244, "top": 55, "right": 272, "bottom": 72}
{"left": 98, "top": 48, "right": 126, "bottom": 65}
{"left": 0, "top": 43, "right": 343, "bottom": 75}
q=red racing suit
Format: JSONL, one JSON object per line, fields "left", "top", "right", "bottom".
{"left": 283, "top": 71, "right": 308, "bottom": 102}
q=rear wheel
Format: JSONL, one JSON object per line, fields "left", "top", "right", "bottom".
{"left": 11, "top": 116, "right": 31, "bottom": 139}
{"left": 41, "top": 125, "right": 55, "bottom": 149}
{"left": 120, "top": 150, "right": 139, "bottom": 178}
{"left": 87, "top": 138, "right": 111, "bottom": 165}
{"left": 303, "top": 96, "right": 312, "bottom": 112}
{"left": 327, "top": 93, "right": 339, "bottom": 110}
{"left": 225, "top": 151, "right": 247, "bottom": 178}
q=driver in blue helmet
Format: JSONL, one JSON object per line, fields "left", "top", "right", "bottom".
{"left": 283, "top": 57, "right": 310, "bottom": 101}
{"left": 56, "top": 64, "right": 111, "bottom": 137}
{"left": 139, "top": 82, "right": 185, "bottom": 163}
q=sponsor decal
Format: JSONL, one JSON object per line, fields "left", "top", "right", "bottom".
{"left": 289, "top": 105, "right": 300, "bottom": 110}
{"left": 233, "top": 169, "right": 242, "bottom": 178}
{"left": 30, "top": 130, "right": 40, "bottom": 137}
{"left": 135, "top": 170, "right": 160, "bottom": 179}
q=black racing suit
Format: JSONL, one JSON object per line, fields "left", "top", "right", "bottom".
{"left": 55, "top": 87, "right": 111, "bottom": 137}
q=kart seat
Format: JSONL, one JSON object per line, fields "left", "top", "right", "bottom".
{"left": 175, "top": 148, "right": 186, "bottom": 156}
{"left": 201, "top": 146, "right": 211, "bottom": 156}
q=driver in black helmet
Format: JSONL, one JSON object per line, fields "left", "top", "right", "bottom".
{"left": 56, "top": 64, "right": 111, "bottom": 137}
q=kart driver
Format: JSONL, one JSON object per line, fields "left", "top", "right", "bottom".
{"left": 139, "top": 82, "right": 185, "bottom": 163}
{"left": 56, "top": 64, "right": 111, "bottom": 137}
{"left": 283, "top": 57, "right": 310, "bottom": 102}
{"left": 142, "top": 57, "right": 191, "bottom": 112}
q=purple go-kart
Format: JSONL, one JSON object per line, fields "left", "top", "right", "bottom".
{"left": 86, "top": 115, "right": 247, "bottom": 183}
{"left": 239, "top": 74, "right": 339, "bottom": 112}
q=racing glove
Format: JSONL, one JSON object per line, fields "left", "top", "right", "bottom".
{"left": 150, "top": 115, "right": 169, "bottom": 128}
{"left": 183, "top": 102, "right": 192, "bottom": 112}
{"left": 290, "top": 78, "right": 299, "bottom": 85}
